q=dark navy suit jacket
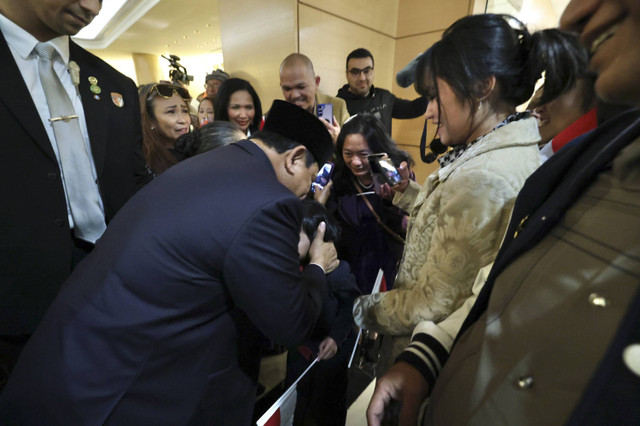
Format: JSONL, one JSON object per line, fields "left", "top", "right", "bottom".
{"left": 0, "top": 140, "right": 327, "bottom": 425}
{"left": 0, "top": 33, "right": 148, "bottom": 335}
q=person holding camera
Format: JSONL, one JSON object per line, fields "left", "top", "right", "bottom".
{"left": 329, "top": 113, "right": 412, "bottom": 295}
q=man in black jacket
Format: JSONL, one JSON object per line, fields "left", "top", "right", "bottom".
{"left": 336, "top": 48, "right": 427, "bottom": 135}
{"left": 0, "top": 0, "right": 149, "bottom": 390}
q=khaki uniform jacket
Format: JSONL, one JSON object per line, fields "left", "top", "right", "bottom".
{"left": 425, "top": 111, "right": 640, "bottom": 425}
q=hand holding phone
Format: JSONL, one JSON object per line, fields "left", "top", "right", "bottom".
{"left": 367, "top": 153, "right": 403, "bottom": 186}
{"left": 317, "top": 103, "right": 333, "bottom": 123}
{"left": 311, "top": 162, "right": 334, "bottom": 193}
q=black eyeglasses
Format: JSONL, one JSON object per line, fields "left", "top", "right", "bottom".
{"left": 149, "top": 84, "right": 191, "bottom": 100}
{"left": 348, "top": 67, "right": 373, "bottom": 77}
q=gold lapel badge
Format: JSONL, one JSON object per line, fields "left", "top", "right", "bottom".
{"left": 88, "top": 76, "right": 101, "bottom": 95}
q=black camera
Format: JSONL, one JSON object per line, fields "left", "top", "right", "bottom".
{"left": 161, "top": 54, "right": 194, "bottom": 85}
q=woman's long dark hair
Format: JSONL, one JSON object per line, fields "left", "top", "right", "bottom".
{"left": 333, "top": 114, "right": 413, "bottom": 196}
{"left": 214, "top": 78, "right": 263, "bottom": 134}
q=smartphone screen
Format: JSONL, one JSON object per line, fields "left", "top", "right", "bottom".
{"left": 311, "top": 162, "right": 334, "bottom": 192}
{"left": 368, "top": 154, "right": 402, "bottom": 186}
{"left": 317, "top": 103, "right": 333, "bottom": 123}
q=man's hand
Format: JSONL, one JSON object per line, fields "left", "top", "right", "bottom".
{"left": 313, "top": 180, "right": 333, "bottom": 205}
{"left": 308, "top": 222, "right": 339, "bottom": 273}
{"left": 321, "top": 116, "right": 341, "bottom": 145}
{"left": 367, "top": 361, "right": 429, "bottom": 426}
{"left": 390, "top": 161, "right": 411, "bottom": 194}
{"left": 317, "top": 336, "right": 338, "bottom": 360}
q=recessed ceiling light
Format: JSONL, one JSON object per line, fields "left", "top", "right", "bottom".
{"left": 183, "top": 35, "right": 188, "bottom": 39}
{"left": 193, "top": 30, "right": 200, "bottom": 34}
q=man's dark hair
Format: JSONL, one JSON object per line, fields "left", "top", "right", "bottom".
{"left": 249, "top": 130, "right": 315, "bottom": 167}
{"left": 174, "top": 121, "right": 244, "bottom": 159}
{"left": 346, "top": 48, "right": 374, "bottom": 70}
{"left": 301, "top": 200, "right": 340, "bottom": 243}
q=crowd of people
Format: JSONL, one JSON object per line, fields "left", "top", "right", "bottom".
{"left": 1, "top": 0, "right": 639, "bottom": 425}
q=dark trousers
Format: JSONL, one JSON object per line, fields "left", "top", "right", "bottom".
{"left": 286, "top": 332, "right": 356, "bottom": 426}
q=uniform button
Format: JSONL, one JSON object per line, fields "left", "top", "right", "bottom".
{"left": 54, "top": 218, "right": 65, "bottom": 227}
{"left": 623, "top": 344, "right": 640, "bottom": 377}
{"left": 517, "top": 376, "right": 534, "bottom": 389}
{"left": 47, "top": 171, "right": 58, "bottom": 181}
{"left": 589, "top": 293, "right": 609, "bottom": 308}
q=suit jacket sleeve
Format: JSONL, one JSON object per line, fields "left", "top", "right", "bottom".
{"left": 129, "top": 79, "right": 152, "bottom": 188}
{"left": 223, "top": 196, "right": 326, "bottom": 347}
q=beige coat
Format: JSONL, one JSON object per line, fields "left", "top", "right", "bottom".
{"left": 353, "top": 117, "right": 541, "bottom": 356}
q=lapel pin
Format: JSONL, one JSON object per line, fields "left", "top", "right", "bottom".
{"left": 88, "top": 76, "right": 98, "bottom": 85}
{"left": 111, "top": 92, "right": 124, "bottom": 108}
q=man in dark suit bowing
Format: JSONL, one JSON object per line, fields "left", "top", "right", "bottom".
{"left": 0, "top": 0, "right": 149, "bottom": 388}
{"left": 0, "top": 100, "right": 339, "bottom": 425}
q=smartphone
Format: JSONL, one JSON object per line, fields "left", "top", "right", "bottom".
{"left": 317, "top": 103, "right": 333, "bottom": 123}
{"left": 311, "top": 162, "right": 334, "bottom": 192}
{"left": 367, "top": 153, "right": 403, "bottom": 186}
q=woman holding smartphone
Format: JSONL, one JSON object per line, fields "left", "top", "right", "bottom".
{"left": 353, "top": 14, "right": 544, "bottom": 372}
{"left": 330, "top": 114, "right": 413, "bottom": 294}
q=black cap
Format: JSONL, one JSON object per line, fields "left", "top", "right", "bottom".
{"left": 263, "top": 100, "right": 333, "bottom": 165}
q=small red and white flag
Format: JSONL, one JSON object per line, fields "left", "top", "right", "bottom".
{"left": 256, "top": 358, "right": 318, "bottom": 426}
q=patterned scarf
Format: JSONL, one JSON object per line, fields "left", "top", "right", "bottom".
{"left": 437, "top": 111, "right": 531, "bottom": 168}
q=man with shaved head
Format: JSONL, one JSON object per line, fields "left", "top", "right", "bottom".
{"left": 280, "top": 53, "right": 349, "bottom": 142}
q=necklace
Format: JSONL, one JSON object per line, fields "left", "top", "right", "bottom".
{"left": 356, "top": 177, "right": 373, "bottom": 189}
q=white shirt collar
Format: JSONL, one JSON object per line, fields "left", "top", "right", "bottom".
{"left": 0, "top": 12, "right": 70, "bottom": 64}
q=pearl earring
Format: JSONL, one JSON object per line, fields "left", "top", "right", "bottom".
{"left": 151, "top": 125, "right": 155, "bottom": 130}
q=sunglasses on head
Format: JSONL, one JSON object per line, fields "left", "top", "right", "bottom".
{"left": 149, "top": 84, "right": 191, "bottom": 100}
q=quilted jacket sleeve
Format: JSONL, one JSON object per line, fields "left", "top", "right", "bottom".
{"left": 353, "top": 169, "right": 519, "bottom": 335}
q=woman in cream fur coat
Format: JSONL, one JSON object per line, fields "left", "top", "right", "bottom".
{"left": 353, "top": 14, "right": 546, "bottom": 369}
